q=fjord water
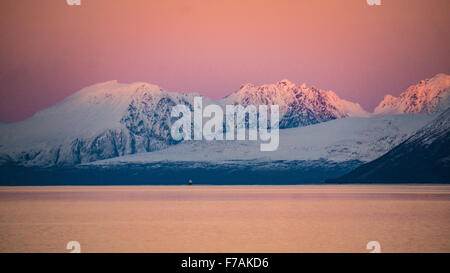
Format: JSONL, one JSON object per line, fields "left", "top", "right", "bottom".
{"left": 0, "top": 185, "right": 449, "bottom": 253}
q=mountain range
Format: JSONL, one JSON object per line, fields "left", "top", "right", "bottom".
{"left": 374, "top": 73, "right": 450, "bottom": 115}
{"left": 223, "top": 79, "right": 370, "bottom": 128}
{"left": 0, "top": 73, "right": 449, "bottom": 184}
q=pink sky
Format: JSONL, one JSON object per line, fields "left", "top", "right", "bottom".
{"left": 0, "top": 0, "right": 449, "bottom": 122}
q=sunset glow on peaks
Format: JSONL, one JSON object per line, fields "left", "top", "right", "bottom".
{"left": 0, "top": 0, "right": 449, "bottom": 122}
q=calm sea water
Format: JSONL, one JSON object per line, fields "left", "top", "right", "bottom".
{"left": 0, "top": 185, "right": 449, "bottom": 253}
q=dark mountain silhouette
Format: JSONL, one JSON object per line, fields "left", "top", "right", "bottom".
{"left": 328, "top": 108, "right": 450, "bottom": 183}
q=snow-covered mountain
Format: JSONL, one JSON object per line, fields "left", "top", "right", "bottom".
{"left": 374, "top": 73, "right": 450, "bottom": 115}
{"left": 333, "top": 108, "right": 450, "bottom": 183}
{"left": 0, "top": 81, "right": 215, "bottom": 167}
{"left": 66, "top": 113, "right": 432, "bottom": 185}
{"left": 222, "top": 79, "right": 369, "bottom": 128}
{"left": 0, "top": 79, "right": 371, "bottom": 167}
{"left": 0, "top": 75, "right": 448, "bottom": 169}
{"left": 89, "top": 114, "right": 432, "bottom": 166}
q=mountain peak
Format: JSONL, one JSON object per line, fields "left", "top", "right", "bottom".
{"left": 239, "top": 83, "right": 255, "bottom": 90}
{"left": 222, "top": 79, "right": 369, "bottom": 128}
{"left": 277, "top": 79, "right": 295, "bottom": 86}
{"left": 374, "top": 73, "right": 450, "bottom": 115}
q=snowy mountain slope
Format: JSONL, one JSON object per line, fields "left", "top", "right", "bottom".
{"left": 1, "top": 75, "right": 447, "bottom": 169}
{"left": 0, "top": 79, "right": 371, "bottom": 167}
{"left": 332, "top": 108, "right": 450, "bottom": 183}
{"left": 0, "top": 81, "right": 216, "bottom": 167}
{"left": 88, "top": 113, "right": 432, "bottom": 166}
{"left": 406, "top": 109, "right": 450, "bottom": 146}
{"left": 374, "top": 73, "right": 450, "bottom": 115}
{"left": 222, "top": 79, "right": 369, "bottom": 128}
{"left": 0, "top": 113, "right": 437, "bottom": 185}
